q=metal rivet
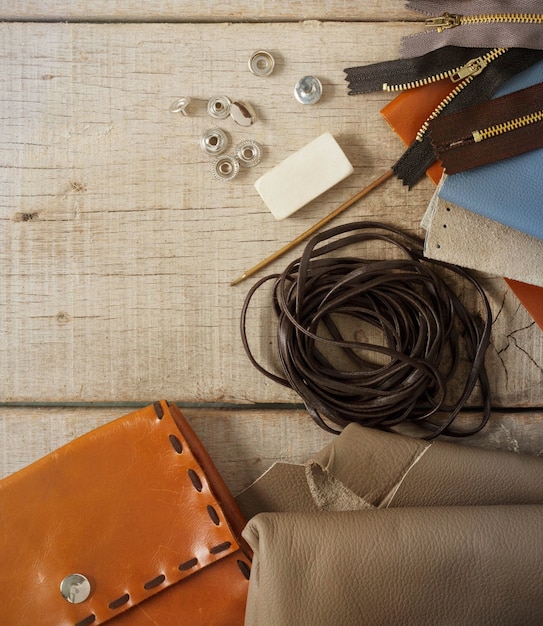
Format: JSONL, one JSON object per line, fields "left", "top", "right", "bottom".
{"left": 169, "top": 96, "right": 191, "bottom": 116}
{"left": 211, "top": 155, "right": 240, "bottom": 182}
{"left": 230, "top": 101, "right": 256, "bottom": 127}
{"left": 235, "top": 140, "right": 263, "bottom": 168}
{"left": 249, "top": 50, "right": 275, "bottom": 77}
{"left": 60, "top": 574, "right": 91, "bottom": 604}
{"left": 207, "top": 95, "right": 232, "bottom": 119}
{"left": 294, "top": 75, "right": 323, "bottom": 105}
{"left": 200, "top": 128, "right": 228, "bottom": 155}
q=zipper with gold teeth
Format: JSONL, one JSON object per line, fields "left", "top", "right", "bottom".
{"left": 402, "top": 2, "right": 543, "bottom": 57}
{"left": 426, "top": 13, "right": 543, "bottom": 33}
{"left": 345, "top": 46, "right": 492, "bottom": 95}
{"left": 390, "top": 47, "right": 543, "bottom": 187}
{"left": 434, "top": 110, "right": 543, "bottom": 150}
{"left": 427, "top": 76, "right": 543, "bottom": 174}
{"left": 414, "top": 47, "right": 508, "bottom": 141}
{"left": 345, "top": 42, "right": 543, "bottom": 187}
{"left": 472, "top": 109, "right": 543, "bottom": 143}
{"left": 383, "top": 52, "right": 495, "bottom": 92}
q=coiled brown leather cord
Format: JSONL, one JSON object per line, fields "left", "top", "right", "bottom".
{"left": 240, "top": 222, "right": 492, "bottom": 438}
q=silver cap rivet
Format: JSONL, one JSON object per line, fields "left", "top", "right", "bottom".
{"left": 60, "top": 574, "right": 91, "bottom": 604}
{"left": 294, "top": 76, "right": 323, "bottom": 105}
{"left": 200, "top": 128, "right": 229, "bottom": 156}
{"left": 249, "top": 50, "right": 275, "bottom": 77}
{"left": 169, "top": 96, "right": 191, "bottom": 116}
{"left": 207, "top": 96, "right": 232, "bottom": 119}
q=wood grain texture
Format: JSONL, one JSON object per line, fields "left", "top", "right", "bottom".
{"left": 1, "top": 21, "right": 542, "bottom": 408}
{"left": 2, "top": 406, "right": 542, "bottom": 495}
{"left": 0, "top": 406, "right": 336, "bottom": 494}
{"left": 0, "top": 2, "right": 420, "bottom": 22}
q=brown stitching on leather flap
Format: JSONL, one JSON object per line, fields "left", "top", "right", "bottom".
{"left": 169, "top": 434, "right": 183, "bottom": 454}
{"left": 207, "top": 504, "right": 220, "bottom": 525}
{"left": 210, "top": 541, "right": 232, "bottom": 554}
{"left": 143, "top": 574, "right": 166, "bottom": 590}
{"left": 237, "top": 559, "right": 251, "bottom": 580}
{"left": 108, "top": 593, "right": 130, "bottom": 610}
{"left": 179, "top": 557, "right": 199, "bottom": 571}
{"left": 188, "top": 468, "right": 203, "bottom": 492}
{"left": 153, "top": 401, "right": 164, "bottom": 419}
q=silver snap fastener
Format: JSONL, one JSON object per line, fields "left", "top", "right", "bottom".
{"left": 212, "top": 155, "right": 240, "bottom": 181}
{"left": 60, "top": 574, "right": 91, "bottom": 604}
{"left": 200, "top": 128, "right": 228, "bottom": 155}
{"left": 249, "top": 50, "right": 275, "bottom": 77}
{"left": 230, "top": 101, "right": 256, "bottom": 127}
{"left": 169, "top": 96, "right": 191, "bottom": 115}
{"left": 294, "top": 76, "right": 323, "bottom": 105}
{"left": 235, "top": 140, "right": 263, "bottom": 167}
{"left": 207, "top": 96, "right": 232, "bottom": 119}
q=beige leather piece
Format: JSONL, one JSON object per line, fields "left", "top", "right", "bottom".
{"left": 0, "top": 401, "right": 250, "bottom": 625}
{"left": 243, "top": 507, "right": 543, "bottom": 626}
{"left": 313, "top": 423, "right": 543, "bottom": 507}
{"left": 236, "top": 463, "right": 318, "bottom": 519}
{"left": 237, "top": 424, "right": 543, "bottom": 518}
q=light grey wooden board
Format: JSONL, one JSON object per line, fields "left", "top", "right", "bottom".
{"left": 2, "top": 406, "right": 542, "bottom": 496}
{"left": 1, "top": 22, "right": 542, "bottom": 406}
{"left": 0, "top": 406, "right": 336, "bottom": 494}
{"left": 0, "top": 2, "right": 420, "bottom": 22}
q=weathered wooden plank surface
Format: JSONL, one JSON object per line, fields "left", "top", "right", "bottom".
{"left": 0, "top": 407, "right": 336, "bottom": 493}
{"left": 1, "top": 21, "right": 542, "bottom": 407}
{"left": 0, "top": 2, "right": 420, "bottom": 22}
{"left": 2, "top": 407, "right": 543, "bottom": 494}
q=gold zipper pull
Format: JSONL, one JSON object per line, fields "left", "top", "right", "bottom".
{"left": 425, "top": 13, "right": 462, "bottom": 32}
{"left": 450, "top": 56, "right": 487, "bottom": 82}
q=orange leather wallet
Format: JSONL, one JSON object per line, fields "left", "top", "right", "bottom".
{"left": 0, "top": 401, "right": 251, "bottom": 625}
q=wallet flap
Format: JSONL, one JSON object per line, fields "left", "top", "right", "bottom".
{"left": 0, "top": 401, "right": 244, "bottom": 625}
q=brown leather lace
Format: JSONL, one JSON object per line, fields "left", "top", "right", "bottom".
{"left": 240, "top": 222, "right": 492, "bottom": 438}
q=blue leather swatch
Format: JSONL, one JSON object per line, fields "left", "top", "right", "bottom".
{"left": 438, "top": 60, "right": 543, "bottom": 240}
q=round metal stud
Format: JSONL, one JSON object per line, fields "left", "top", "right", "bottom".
{"left": 200, "top": 128, "right": 228, "bottom": 156}
{"left": 235, "top": 140, "right": 263, "bottom": 167}
{"left": 230, "top": 101, "right": 256, "bottom": 127}
{"left": 60, "top": 574, "right": 91, "bottom": 604}
{"left": 212, "top": 155, "right": 240, "bottom": 181}
{"left": 248, "top": 51, "right": 275, "bottom": 77}
{"left": 294, "top": 75, "right": 323, "bottom": 105}
{"left": 207, "top": 96, "right": 232, "bottom": 119}
{"left": 169, "top": 96, "right": 191, "bottom": 115}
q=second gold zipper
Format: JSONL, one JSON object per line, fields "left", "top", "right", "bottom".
{"left": 472, "top": 109, "right": 543, "bottom": 143}
{"left": 415, "top": 47, "right": 508, "bottom": 141}
{"left": 426, "top": 12, "right": 543, "bottom": 33}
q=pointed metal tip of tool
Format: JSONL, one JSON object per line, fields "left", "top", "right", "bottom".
{"left": 230, "top": 274, "right": 247, "bottom": 287}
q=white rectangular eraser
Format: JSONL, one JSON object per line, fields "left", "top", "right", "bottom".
{"left": 254, "top": 132, "right": 354, "bottom": 220}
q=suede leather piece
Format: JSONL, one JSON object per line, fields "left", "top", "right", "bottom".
{"left": 237, "top": 424, "right": 543, "bottom": 519}
{"left": 243, "top": 507, "right": 543, "bottom": 626}
{"left": 423, "top": 187, "right": 543, "bottom": 288}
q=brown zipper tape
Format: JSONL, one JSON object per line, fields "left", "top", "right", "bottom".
{"left": 429, "top": 79, "right": 543, "bottom": 173}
